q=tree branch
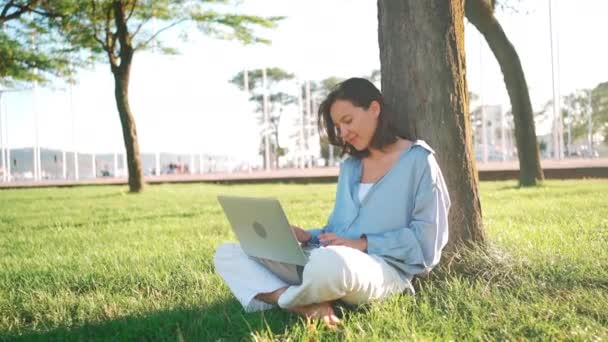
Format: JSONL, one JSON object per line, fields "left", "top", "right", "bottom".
{"left": 125, "top": 0, "right": 137, "bottom": 21}
{"left": 1, "top": 0, "right": 66, "bottom": 25}
{"left": 90, "top": 0, "right": 108, "bottom": 50}
{"left": 130, "top": 16, "right": 151, "bottom": 40}
{"left": 113, "top": 0, "right": 133, "bottom": 67}
{"left": 0, "top": 0, "right": 39, "bottom": 24}
{"left": 22, "top": 3, "right": 62, "bottom": 19}
{"left": 1, "top": 0, "right": 17, "bottom": 20}
{"left": 135, "top": 18, "right": 186, "bottom": 50}
{"left": 98, "top": 2, "right": 117, "bottom": 72}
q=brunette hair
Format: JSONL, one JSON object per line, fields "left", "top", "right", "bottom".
{"left": 318, "top": 77, "right": 408, "bottom": 158}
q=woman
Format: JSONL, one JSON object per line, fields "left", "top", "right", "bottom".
{"left": 214, "top": 77, "right": 450, "bottom": 326}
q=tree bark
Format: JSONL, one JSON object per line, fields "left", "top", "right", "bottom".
{"left": 378, "top": 0, "right": 485, "bottom": 249}
{"left": 465, "top": 0, "right": 544, "bottom": 186}
{"left": 111, "top": 0, "right": 144, "bottom": 193}
{"left": 113, "top": 62, "right": 144, "bottom": 193}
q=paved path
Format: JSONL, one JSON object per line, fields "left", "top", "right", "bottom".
{"left": 1, "top": 158, "right": 607, "bottom": 189}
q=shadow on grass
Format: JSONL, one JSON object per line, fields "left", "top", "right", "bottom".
{"left": 3, "top": 299, "right": 300, "bottom": 341}
{"left": 496, "top": 184, "right": 522, "bottom": 191}
{"left": 496, "top": 182, "right": 550, "bottom": 191}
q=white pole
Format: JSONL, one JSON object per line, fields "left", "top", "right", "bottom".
{"left": 479, "top": 32, "right": 488, "bottom": 163}
{"left": 588, "top": 90, "right": 593, "bottom": 156}
{"left": 5, "top": 111, "right": 10, "bottom": 182}
{"left": 311, "top": 95, "right": 319, "bottom": 165}
{"left": 74, "top": 150, "right": 79, "bottom": 180}
{"left": 262, "top": 68, "right": 270, "bottom": 170}
{"left": 243, "top": 69, "right": 252, "bottom": 173}
{"left": 190, "top": 154, "right": 195, "bottom": 174}
{"left": 549, "top": 0, "right": 562, "bottom": 160}
{"left": 114, "top": 152, "right": 118, "bottom": 178}
{"left": 501, "top": 109, "right": 507, "bottom": 161}
{"left": 69, "top": 65, "right": 79, "bottom": 181}
{"left": 31, "top": 34, "right": 42, "bottom": 181}
{"left": 0, "top": 92, "right": 5, "bottom": 182}
{"left": 155, "top": 152, "right": 160, "bottom": 176}
{"left": 0, "top": 67, "right": 4, "bottom": 182}
{"left": 3, "top": 96, "right": 10, "bottom": 181}
{"left": 33, "top": 83, "right": 40, "bottom": 181}
{"left": 62, "top": 150, "right": 67, "bottom": 179}
{"left": 62, "top": 83, "right": 68, "bottom": 180}
{"left": 297, "top": 81, "right": 304, "bottom": 169}
{"left": 481, "top": 106, "right": 488, "bottom": 163}
{"left": 555, "top": 0, "right": 564, "bottom": 159}
{"left": 305, "top": 80, "right": 312, "bottom": 168}
{"left": 566, "top": 115, "right": 572, "bottom": 157}
{"left": 122, "top": 152, "right": 127, "bottom": 177}
{"left": 91, "top": 153, "right": 96, "bottom": 178}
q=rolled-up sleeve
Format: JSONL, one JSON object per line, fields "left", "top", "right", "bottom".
{"left": 365, "top": 155, "right": 450, "bottom": 275}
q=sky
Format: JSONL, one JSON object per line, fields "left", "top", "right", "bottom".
{"left": 1, "top": 0, "right": 607, "bottom": 163}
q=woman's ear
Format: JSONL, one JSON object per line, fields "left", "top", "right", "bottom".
{"left": 369, "top": 100, "right": 381, "bottom": 119}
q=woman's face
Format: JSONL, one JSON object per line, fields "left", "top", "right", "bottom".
{"left": 330, "top": 99, "right": 380, "bottom": 151}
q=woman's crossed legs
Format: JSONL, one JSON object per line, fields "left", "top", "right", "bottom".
{"left": 214, "top": 243, "right": 409, "bottom": 326}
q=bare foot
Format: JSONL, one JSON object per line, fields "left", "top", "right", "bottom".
{"left": 289, "top": 301, "right": 341, "bottom": 327}
{"left": 255, "top": 287, "right": 288, "bottom": 304}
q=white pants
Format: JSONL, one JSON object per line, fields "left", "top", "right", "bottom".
{"left": 213, "top": 242, "right": 412, "bottom": 312}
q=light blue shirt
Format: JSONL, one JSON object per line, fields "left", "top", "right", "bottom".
{"left": 309, "top": 140, "right": 451, "bottom": 278}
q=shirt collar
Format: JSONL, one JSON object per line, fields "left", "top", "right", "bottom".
{"left": 412, "top": 140, "right": 435, "bottom": 154}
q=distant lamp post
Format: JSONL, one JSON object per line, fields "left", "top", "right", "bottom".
{"left": 262, "top": 68, "right": 270, "bottom": 170}
{"left": 588, "top": 90, "right": 594, "bottom": 157}
{"left": 305, "top": 80, "right": 313, "bottom": 168}
{"left": 549, "top": 0, "right": 564, "bottom": 160}
{"left": 114, "top": 152, "right": 118, "bottom": 178}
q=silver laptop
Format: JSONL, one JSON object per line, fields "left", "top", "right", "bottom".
{"left": 217, "top": 195, "right": 315, "bottom": 266}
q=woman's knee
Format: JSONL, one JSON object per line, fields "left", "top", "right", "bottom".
{"left": 304, "top": 246, "right": 351, "bottom": 282}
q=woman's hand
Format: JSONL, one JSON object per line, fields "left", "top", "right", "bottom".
{"left": 291, "top": 225, "right": 312, "bottom": 243}
{"left": 318, "top": 233, "right": 367, "bottom": 252}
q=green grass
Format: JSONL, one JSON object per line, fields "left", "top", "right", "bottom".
{"left": 0, "top": 180, "right": 607, "bottom": 340}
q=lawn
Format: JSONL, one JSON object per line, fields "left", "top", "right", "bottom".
{"left": 0, "top": 180, "right": 607, "bottom": 340}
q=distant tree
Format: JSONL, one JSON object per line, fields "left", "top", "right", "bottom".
{"left": 310, "top": 76, "right": 343, "bottom": 162}
{"left": 591, "top": 82, "right": 608, "bottom": 144}
{"left": 543, "top": 83, "right": 608, "bottom": 155}
{"left": 231, "top": 68, "right": 294, "bottom": 168}
{"left": 465, "top": 0, "right": 544, "bottom": 186}
{"left": 561, "top": 90, "right": 593, "bottom": 147}
{"left": 257, "top": 135, "right": 287, "bottom": 169}
{"left": 50, "top": 1, "right": 281, "bottom": 192}
{"left": 379, "top": 0, "right": 485, "bottom": 248}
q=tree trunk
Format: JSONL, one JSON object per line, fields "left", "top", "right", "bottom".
{"left": 110, "top": 0, "right": 144, "bottom": 193}
{"left": 465, "top": 0, "right": 544, "bottom": 186}
{"left": 113, "top": 61, "right": 144, "bottom": 193}
{"left": 378, "top": 0, "right": 485, "bottom": 249}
